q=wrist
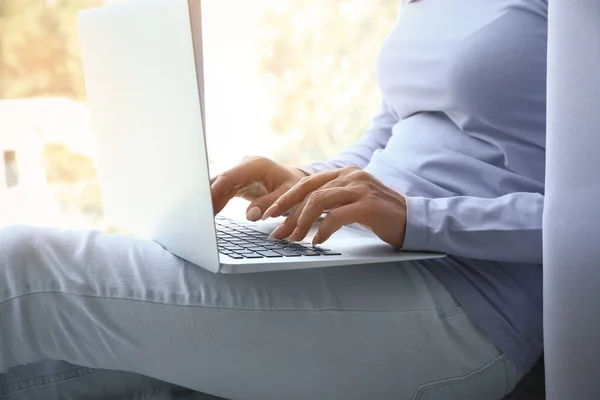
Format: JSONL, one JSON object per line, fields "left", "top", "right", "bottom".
{"left": 398, "top": 197, "right": 408, "bottom": 248}
{"left": 401, "top": 196, "right": 430, "bottom": 251}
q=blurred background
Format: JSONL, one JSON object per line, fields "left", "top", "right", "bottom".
{"left": 0, "top": 0, "right": 397, "bottom": 230}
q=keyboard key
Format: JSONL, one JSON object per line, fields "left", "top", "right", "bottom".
{"left": 313, "top": 246, "right": 331, "bottom": 252}
{"left": 223, "top": 245, "right": 244, "bottom": 250}
{"left": 256, "top": 251, "right": 284, "bottom": 258}
{"left": 242, "top": 253, "right": 264, "bottom": 259}
{"left": 247, "top": 246, "right": 267, "bottom": 251}
{"left": 294, "top": 247, "right": 316, "bottom": 253}
{"left": 301, "top": 251, "right": 321, "bottom": 256}
{"left": 294, "top": 242, "right": 315, "bottom": 248}
{"left": 268, "top": 239, "right": 289, "bottom": 244}
{"left": 227, "top": 254, "right": 244, "bottom": 259}
{"left": 321, "top": 251, "right": 342, "bottom": 256}
{"left": 254, "top": 241, "right": 275, "bottom": 247}
{"left": 284, "top": 243, "right": 299, "bottom": 248}
{"left": 234, "top": 250, "right": 255, "bottom": 254}
{"left": 274, "top": 249, "right": 302, "bottom": 257}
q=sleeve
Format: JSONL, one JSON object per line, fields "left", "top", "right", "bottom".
{"left": 297, "top": 100, "right": 397, "bottom": 174}
{"left": 402, "top": 192, "right": 544, "bottom": 264}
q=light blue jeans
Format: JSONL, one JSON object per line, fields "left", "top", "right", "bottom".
{"left": 0, "top": 226, "right": 523, "bottom": 399}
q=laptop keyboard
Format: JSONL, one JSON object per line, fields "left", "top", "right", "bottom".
{"left": 215, "top": 216, "right": 342, "bottom": 259}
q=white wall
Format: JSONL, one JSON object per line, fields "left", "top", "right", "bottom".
{"left": 544, "top": 0, "right": 600, "bottom": 398}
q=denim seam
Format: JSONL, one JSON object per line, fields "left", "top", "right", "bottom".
{"left": 437, "top": 307, "right": 464, "bottom": 320}
{"left": 0, "top": 367, "right": 88, "bottom": 389}
{"left": 0, "top": 291, "right": 436, "bottom": 314}
{"left": 503, "top": 352, "right": 510, "bottom": 394}
{"left": 411, "top": 353, "right": 506, "bottom": 400}
{"left": 0, "top": 367, "right": 104, "bottom": 397}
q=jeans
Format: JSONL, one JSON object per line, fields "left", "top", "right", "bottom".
{"left": 0, "top": 226, "right": 523, "bottom": 399}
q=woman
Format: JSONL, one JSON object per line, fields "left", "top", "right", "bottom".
{"left": 0, "top": 0, "right": 546, "bottom": 399}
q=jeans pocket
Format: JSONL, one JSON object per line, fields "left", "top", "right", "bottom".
{"left": 412, "top": 354, "right": 508, "bottom": 400}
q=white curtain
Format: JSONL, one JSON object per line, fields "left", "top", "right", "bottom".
{"left": 545, "top": 0, "right": 600, "bottom": 398}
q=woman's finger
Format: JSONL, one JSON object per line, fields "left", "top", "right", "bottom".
{"left": 237, "top": 181, "right": 268, "bottom": 202}
{"left": 245, "top": 184, "right": 290, "bottom": 221}
{"left": 269, "top": 196, "right": 309, "bottom": 240}
{"left": 210, "top": 174, "right": 240, "bottom": 215}
{"left": 210, "top": 167, "right": 252, "bottom": 202}
{"left": 210, "top": 158, "right": 274, "bottom": 209}
{"left": 313, "top": 203, "right": 364, "bottom": 245}
{"left": 268, "top": 182, "right": 347, "bottom": 240}
{"left": 262, "top": 170, "right": 341, "bottom": 219}
{"left": 211, "top": 159, "right": 275, "bottom": 214}
{"left": 290, "top": 188, "right": 359, "bottom": 242}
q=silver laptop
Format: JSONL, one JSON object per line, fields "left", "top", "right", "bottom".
{"left": 78, "top": 0, "right": 443, "bottom": 273}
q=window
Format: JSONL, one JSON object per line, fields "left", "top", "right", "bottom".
{"left": 0, "top": 0, "right": 397, "bottom": 229}
{"left": 203, "top": 0, "right": 397, "bottom": 172}
{"left": 3, "top": 150, "right": 19, "bottom": 188}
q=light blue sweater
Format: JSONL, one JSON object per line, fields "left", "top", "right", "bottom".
{"left": 305, "top": 0, "right": 547, "bottom": 372}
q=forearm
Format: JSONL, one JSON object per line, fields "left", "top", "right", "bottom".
{"left": 402, "top": 192, "right": 544, "bottom": 263}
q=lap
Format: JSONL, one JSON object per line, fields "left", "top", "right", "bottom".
{"left": 0, "top": 226, "right": 517, "bottom": 400}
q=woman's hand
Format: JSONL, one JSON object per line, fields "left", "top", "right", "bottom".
{"left": 262, "top": 166, "right": 408, "bottom": 248}
{"left": 210, "top": 156, "right": 307, "bottom": 220}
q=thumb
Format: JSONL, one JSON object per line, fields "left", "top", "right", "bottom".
{"left": 245, "top": 185, "right": 289, "bottom": 221}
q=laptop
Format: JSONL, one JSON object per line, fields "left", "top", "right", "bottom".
{"left": 78, "top": 0, "right": 443, "bottom": 273}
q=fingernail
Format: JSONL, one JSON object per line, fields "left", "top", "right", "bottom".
{"left": 312, "top": 234, "right": 321, "bottom": 246}
{"left": 269, "top": 225, "right": 284, "bottom": 240}
{"left": 262, "top": 204, "right": 279, "bottom": 220}
{"left": 246, "top": 206, "right": 262, "bottom": 221}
